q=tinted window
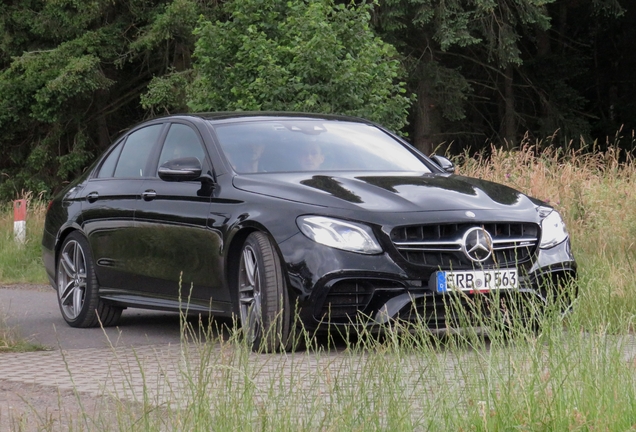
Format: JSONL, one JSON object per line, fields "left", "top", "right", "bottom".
{"left": 97, "top": 140, "right": 124, "bottom": 178}
{"left": 114, "top": 124, "right": 163, "bottom": 178}
{"left": 212, "top": 120, "right": 431, "bottom": 173}
{"left": 158, "top": 124, "right": 206, "bottom": 170}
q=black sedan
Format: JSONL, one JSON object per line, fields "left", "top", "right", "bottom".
{"left": 42, "top": 112, "right": 576, "bottom": 351}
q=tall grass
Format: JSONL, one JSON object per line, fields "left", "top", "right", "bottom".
{"left": 4, "top": 143, "right": 636, "bottom": 430}
{"left": 460, "top": 143, "right": 636, "bottom": 332}
{"left": 30, "top": 306, "right": 635, "bottom": 431}
{"left": 0, "top": 193, "right": 48, "bottom": 352}
{"left": 0, "top": 312, "right": 44, "bottom": 352}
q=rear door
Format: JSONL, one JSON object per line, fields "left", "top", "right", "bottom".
{"left": 81, "top": 123, "right": 165, "bottom": 290}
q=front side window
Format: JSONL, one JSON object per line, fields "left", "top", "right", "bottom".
{"left": 114, "top": 124, "right": 163, "bottom": 178}
{"left": 157, "top": 124, "right": 206, "bottom": 170}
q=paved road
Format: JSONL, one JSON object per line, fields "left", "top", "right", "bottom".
{"left": 0, "top": 284, "right": 229, "bottom": 430}
{"left": 0, "top": 285, "right": 359, "bottom": 430}
{"left": 0, "top": 285, "right": 206, "bottom": 350}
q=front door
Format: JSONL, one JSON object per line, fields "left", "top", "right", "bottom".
{"left": 134, "top": 123, "right": 227, "bottom": 312}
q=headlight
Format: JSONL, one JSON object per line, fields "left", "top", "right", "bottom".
{"left": 297, "top": 216, "right": 383, "bottom": 254}
{"left": 540, "top": 209, "right": 568, "bottom": 249}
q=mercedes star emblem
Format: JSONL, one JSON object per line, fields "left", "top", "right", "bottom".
{"left": 462, "top": 227, "right": 493, "bottom": 262}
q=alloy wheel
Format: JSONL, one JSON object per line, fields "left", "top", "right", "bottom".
{"left": 238, "top": 245, "right": 263, "bottom": 344}
{"left": 57, "top": 239, "right": 87, "bottom": 320}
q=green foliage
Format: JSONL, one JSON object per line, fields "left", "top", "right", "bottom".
{"left": 419, "top": 60, "right": 471, "bottom": 121}
{"left": 377, "top": 0, "right": 630, "bottom": 151}
{"left": 186, "top": 0, "right": 412, "bottom": 131}
{"left": 381, "top": 0, "right": 553, "bottom": 66}
{"left": 141, "top": 70, "right": 193, "bottom": 115}
{"left": 0, "top": 0, "right": 632, "bottom": 199}
{"left": 0, "top": 22, "right": 118, "bottom": 197}
{"left": 0, "top": 0, "right": 221, "bottom": 200}
{"left": 377, "top": 0, "right": 565, "bottom": 150}
{"left": 131, "top": 0, "right": 216, "bottom": 52}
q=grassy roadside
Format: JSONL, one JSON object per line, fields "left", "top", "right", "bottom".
{"left": 21, "top": 303, "right": 631, "bottom": 431}
{"left": 0, "top": 196, "right": 47, "bottom": 284}
{"left": 0, "top": 315, "right": 44, "bottom": 352}
{"left": 0, "top": 195, "right": 48, "bottom": 352}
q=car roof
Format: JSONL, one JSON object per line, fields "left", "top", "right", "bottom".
{"left": 164, "top": 111, "right": 376, "bottom": 125}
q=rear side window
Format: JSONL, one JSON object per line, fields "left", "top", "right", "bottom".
{"left": 97, "top": 140, "right": 124, "bottom": 178}
{"left": 114, "top": 124, "right": 163, "bottom": 178}
{"left": 158, "top": 124, "right": 206, "bottom": 169}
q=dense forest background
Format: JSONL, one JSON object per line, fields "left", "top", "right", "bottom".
{"left": 0, "top": 0, "right": 632, "bottom": 199}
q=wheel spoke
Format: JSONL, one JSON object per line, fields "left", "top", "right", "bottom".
{"left": 73, "top": 285, "right": 83, "bottom": 317}
{"left": 252, "top": 292, "right": 261, "bottom": 317}
{"left": 60, "top": 281, "right": 75, "bottom": 306}
{"left": 74, "top": 244, "right": 82, "bottom": 275}
{"left": 60, "top": 252, "right": 75, "bottom": 278}
{"left": 239, "top": 296, "right": 254, "bottom": 304}
{"left": 238, "top": 284, "right": 253, "bottom": 293}
{"left": 248, "top": 297, "right": 262, "bottom": 338}
{"left": 242, "top": 248, "right": 257, "bottom": 286}
{"left": 253, "top": 268, "right": 261, "bottom": 292}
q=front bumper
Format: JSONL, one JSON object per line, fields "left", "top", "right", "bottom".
{"left": 278, "top": 233, "right": 576, "bottom": 331}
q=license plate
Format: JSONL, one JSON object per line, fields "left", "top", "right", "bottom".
{"left": 435, "top": 269, "right": 518, "bottom": 293}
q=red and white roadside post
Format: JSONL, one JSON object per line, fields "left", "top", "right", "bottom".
{"left": 13, "top": 199, "right": 26, "bottom": 245}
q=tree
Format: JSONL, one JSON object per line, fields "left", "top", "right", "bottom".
{"left": 0, "top": 0, "right": 219, "bottom": 199}
{"left": 181, "top": 0, "right": 412, "bottom": 131}
{"left": 376, "top": 0, "right": 627, "bottom": 153}
{"left": 376, "top": 0, "right": 558, "bottom": 153}
{"left": 0, "top": 0, "right": 410, "bottom": 199}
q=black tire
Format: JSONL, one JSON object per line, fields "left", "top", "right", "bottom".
{"left": 57, "top": 232, "right": 123, "bottom": 328}
{"left": 238, "top": 232, "right": 293, "bottom": 352}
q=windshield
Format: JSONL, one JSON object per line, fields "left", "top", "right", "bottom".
{"left": 211, "top": 120, "right": 432, "bottom": 174}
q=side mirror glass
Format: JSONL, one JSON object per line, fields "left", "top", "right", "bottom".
{"left": 429, "top": 155, "right": 455, "bottom": 174}
{"left": 158, "top": 157, "right": 202, "bottom": 182}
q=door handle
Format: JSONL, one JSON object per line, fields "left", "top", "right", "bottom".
{"left": 86, "top": 192, "right": 99, "bottom": 203}
{"left": 142, "top": 190, "right": 157, "bottom": 201}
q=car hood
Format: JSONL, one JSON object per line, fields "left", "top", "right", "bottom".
{"left": 232, "top": 172, "right": 541, "bottom": 213}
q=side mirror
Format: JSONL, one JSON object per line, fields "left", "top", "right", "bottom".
{"left": 158, "top": 157, "right": 202, "bottom": 182}
{"left": 429, "top": 155, "right": 455, "bottom": 174}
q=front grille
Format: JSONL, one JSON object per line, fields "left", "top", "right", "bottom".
{"left": 391, "top": 222, "right": 539, "bottom": 269}
{"left": 319, "top": 280, "right": 374, "bottom": 321}
{"left": 316, "top": 279, "right": 404, "bottom": 322}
